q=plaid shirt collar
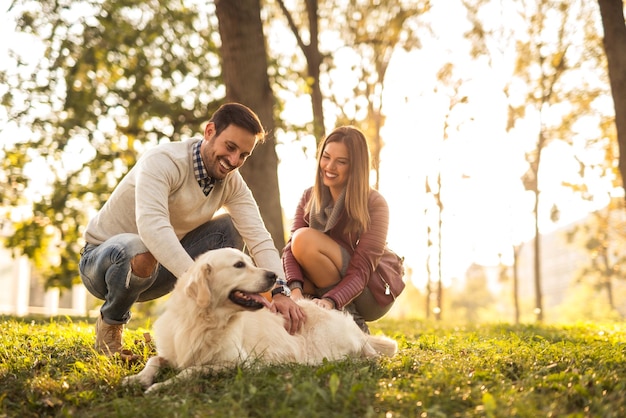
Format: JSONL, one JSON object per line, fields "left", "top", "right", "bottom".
{"left": 193, "top": 140, "right": 215, "bottom": 196}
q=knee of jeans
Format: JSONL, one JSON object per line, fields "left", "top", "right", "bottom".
{"left": 131, "top": 252, "right": 158, "bottom": 277}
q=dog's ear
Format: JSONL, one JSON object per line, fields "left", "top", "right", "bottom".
{"left": 185, "top": 263, "right": 212, "bottom": 308}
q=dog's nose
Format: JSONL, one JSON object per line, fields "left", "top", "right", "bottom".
{"left": 265, "top": 271, "right": 277, "bottom": 280}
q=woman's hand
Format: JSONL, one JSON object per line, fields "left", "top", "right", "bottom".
{"left": 313, "top": 297, "right": 335, "bottom": 310}
{"left": 289, "top": 287, "right": 305, "bottom": 301}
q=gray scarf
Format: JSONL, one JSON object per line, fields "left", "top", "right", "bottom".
{"left": 309, "top": 188, "right": 346, "bottom": 232}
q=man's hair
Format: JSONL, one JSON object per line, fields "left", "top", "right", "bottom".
{"left": 209, "top": 103, "right": 266, "bottom": 142}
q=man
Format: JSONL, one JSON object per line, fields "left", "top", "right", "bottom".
{"left": 79, "top": 103, "right": 304, "bottom": 358}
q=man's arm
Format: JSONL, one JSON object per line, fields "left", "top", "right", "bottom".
{"left": 134, "top": 151, "right": 195, "bottom": 278}
{"left": 224, "top": 174, "right": 306, "bottom": 333}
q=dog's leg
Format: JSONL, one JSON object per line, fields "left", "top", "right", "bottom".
{"left": 144, "top": 365, "right": 219, "bottom": 394}
{"left": 122, "top": 356, "right": 168, "bottom": 389}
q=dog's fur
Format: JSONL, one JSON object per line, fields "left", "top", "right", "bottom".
{"left": 123, "top": 248, "right": 398, "bottom": 393}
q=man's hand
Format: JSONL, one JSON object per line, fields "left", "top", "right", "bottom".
{"left": 271, "top": 290, "right": 306, "bottom": 334}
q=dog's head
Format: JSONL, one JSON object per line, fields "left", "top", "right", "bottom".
{"left": 183, "top": 248, "right": 276, "bottom": 311}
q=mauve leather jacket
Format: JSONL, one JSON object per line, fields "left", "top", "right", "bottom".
{"left": 282, "top": 187, "right": 390, "bottom": 309}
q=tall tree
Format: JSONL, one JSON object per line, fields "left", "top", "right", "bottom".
{"left": 329, "top": 0, "right": 428, "bottom": 189}
{"left": 275, "top": 0, "right": 326, "bottom": 141}
{"left": 499, "top": 246, "right": 523, "bottom": 325}
{"left": 215, "top": 0, "right": 285, "bottom": 250}
{"left": 597, "top": 0, "right": 626, "bottom": 198}
{"left": 564, "top": 122, "right": 626, "bottom": 314}
{"left": 566, "top": 199, "right": 626, "bottom": 314}
{"left": 274, "top": 0, "right": 429, "bottom": 173}
{"left": 425, "top": 62, "right": 470, "bottom": 321}
{"left": 464, "top": 0, "right": 606, "bottom": 322}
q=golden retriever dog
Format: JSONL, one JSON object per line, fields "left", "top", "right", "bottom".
{"left": 123, "top": 247, "right": 398, "bottom": 393}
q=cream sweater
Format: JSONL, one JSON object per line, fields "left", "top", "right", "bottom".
{"left": 84, "top": 138, "right": 283, "bottom": 280}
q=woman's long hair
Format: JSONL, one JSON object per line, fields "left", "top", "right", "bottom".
{"left": 307, "top": 126, "right": 371, "bottom": 233}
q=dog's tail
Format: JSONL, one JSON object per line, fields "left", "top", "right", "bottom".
{"left": 363, "top": 335, "right": 398, "bottom": 358}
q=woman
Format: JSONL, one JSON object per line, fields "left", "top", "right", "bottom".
{"left": 281, "top": 126, "right": 397, "bottom": 333}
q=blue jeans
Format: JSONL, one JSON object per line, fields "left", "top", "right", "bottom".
{"left": 79, "top": 214, "right": 243, "bottom": 324}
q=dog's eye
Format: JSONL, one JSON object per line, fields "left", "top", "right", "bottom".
{"left": 234, "top": 261, "right": 246, "bottom": 268}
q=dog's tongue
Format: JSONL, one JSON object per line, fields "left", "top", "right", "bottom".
{"left": 248, "top": 293, "right": 272, "bottom": 309}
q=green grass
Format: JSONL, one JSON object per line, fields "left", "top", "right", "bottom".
{"left": 1, "top": 316, "right": 625, "bottom": 417}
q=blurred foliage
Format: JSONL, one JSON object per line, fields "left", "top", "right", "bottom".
{"left": 463, "top": 0, "right": 612, "bottom": 322}
{"left": 1, "top": 0, "right": 224, "bottom": 287}
{"left": 0, "top": 0, "right": 622, "bottom": 302}
{"left": 0, "top": 0, "right": 433, "bottom": 289}
{"left": 566, "top": 197, "right": 626, "bottom": 312}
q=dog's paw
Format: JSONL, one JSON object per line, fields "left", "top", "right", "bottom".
{"left": 122, "top": 373, "right": 153, "bottom": 389}
{"left": 144, "top": 381, "right": 164, "bottom": 395}
{"left": 121, "top": 374, "right": 138, "bottom": 386}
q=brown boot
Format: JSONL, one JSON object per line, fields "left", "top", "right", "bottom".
{"left": 95, "top": 315, "right": 123, "bottom": 356}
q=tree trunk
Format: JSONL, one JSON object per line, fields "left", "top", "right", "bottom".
{"left": 436, "top": 172, "right": 443, "bottom": 321}
{"left": 533, "top": 186, "right": 543, "bottom": 322}
{"left": 215, "top": 0, "right": 285, "bottom": 250}
{"left": 601, "top": 251, "right": 617, "bottom": 311}
{"left": 597, "top": 0, "right": 626, "bottom": 197}
{"left": 304, "top": 0, "right": 325, "bottom": 141}
{"left": 513, "top": 244, "right": 521, "bottom": 325}
{"left": 425, "top": 178, "right": 432, "bottom": 320}
{"left": 276, "top": 0, "right": 326, "bottom": 141}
